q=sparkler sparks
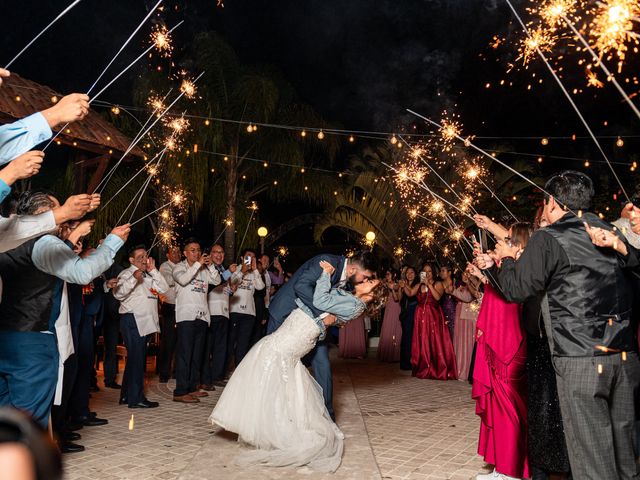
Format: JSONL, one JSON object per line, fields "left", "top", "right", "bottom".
{"left": 587, "top": 69, "right": 605, "bottom": 87}
{"left": 179, "top": 78, "right": 197, "bottom": 99}
{"left": 150, "top": 24, "right": 173, "bottom": 57}
{"left": 590, "top": 0, "right": 640, "bottom": 67}
{"left": 147, "top": 94, "right": 165, "bottom": 112}
{"left": 517, "top": 27, "right": 557, "bottom": 65}
{"left": 539, "top": 0, "right": 578, "bottom": 26}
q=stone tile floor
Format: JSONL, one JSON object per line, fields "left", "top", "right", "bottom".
{"left": 65, "top": 348, "right": 489, "bottom": 480}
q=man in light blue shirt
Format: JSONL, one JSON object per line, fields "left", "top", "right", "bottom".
{"left": 0, "top": 190, "right": 129, "bottom": 427}
{"left": 0, "top": 92, "right": 89, "bottom": 166}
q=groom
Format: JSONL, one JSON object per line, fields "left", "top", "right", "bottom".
{"left": 267, "top": 251, "right": 378, "bottom": 420}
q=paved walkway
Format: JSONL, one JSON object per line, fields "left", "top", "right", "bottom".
{"left": 64, "top": 348, "right": 489, "bottom": 480}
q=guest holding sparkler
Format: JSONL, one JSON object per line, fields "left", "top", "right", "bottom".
{"left": 476, "top": 171, "right": 640, "bottom": 480}
{"left": 0, "top": 190, "right": 126, "bottom": 427}
{"left": 472, "top": 223, "right": 531, "bottom": 480}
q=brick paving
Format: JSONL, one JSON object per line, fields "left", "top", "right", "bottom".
{"left": 64, "top": 348, "right": 489, "bottom": 480}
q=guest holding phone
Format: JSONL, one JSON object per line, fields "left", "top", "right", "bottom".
{"left": 226, "top": 249, "right": 265, "bottom": 372}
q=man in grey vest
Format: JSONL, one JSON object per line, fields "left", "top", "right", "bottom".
{"left": 477, "top": 170, "right": 640, "bottom": 479}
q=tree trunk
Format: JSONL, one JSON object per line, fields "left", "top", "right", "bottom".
{"left": 224, "top": 156, "right": 239, "bottom": 261}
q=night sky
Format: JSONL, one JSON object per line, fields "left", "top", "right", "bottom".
{"left": 2, "top": 0, "right": 639, "bottom": 253}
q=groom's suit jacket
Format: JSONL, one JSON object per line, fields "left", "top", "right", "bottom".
{"left": 267, "top": 254, "right": 346, "bottom": 334}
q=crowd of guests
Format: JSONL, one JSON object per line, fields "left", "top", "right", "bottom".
{"left": 376, "top": 262, "right": 481, "bottom": 383}
{"left": 0, "top": 66, "right": 638, "bottom": 480}
{"left": 0, "top": 67, "right": 292, "bottom": 458}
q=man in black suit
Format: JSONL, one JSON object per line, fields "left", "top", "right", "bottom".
{"left": 267, "top": 251, "right": 377, "bottom": 420}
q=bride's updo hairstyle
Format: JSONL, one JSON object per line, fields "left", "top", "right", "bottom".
{"left": 364, "top": 281, "right": 387, "bottom": 316}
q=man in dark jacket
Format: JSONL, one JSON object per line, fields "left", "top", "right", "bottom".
{"left": 477, "top": 171, "right": 640, "bottom": 479}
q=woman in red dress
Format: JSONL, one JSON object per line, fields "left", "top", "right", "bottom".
{"left": 410, "top": 262, "right": 457, "bottom": 380}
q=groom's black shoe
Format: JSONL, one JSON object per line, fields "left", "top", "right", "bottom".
{"left": 129, "top": 400, "right": 159, "bottom": 409}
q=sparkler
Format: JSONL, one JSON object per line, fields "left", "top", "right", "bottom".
{"left": 4, "top": 0, "right": 84, "bottom": 69}
{"left": 504, "top": 0, "right": 631, "bottom": 202}
{"left": 150, "top": 24, "right": 173, "bottom": 57}
{"left": 180, "top": 78, "right": 197, "bottom": 99}
{"left": 590, "top": 0, "right": 639, "bottom": 65}
{"left": 130, "top": 190, "right": 185, "bottom": 227}
{"left": 94, "top": 71, "right": 203, "bottom": 194}
{"left": 86, "top": 0, "right": 164, "bottom": 96}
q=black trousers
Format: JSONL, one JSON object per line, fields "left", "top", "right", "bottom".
{"left": 158, "top": 303, "right": 177, "bottom": 380}
{"left": 227, "top": 313, "right": 255, "bottom": 370}
{"left": 201, "top": 315, "right": 229, "bottom": 384}
{"left": 174, "top": 319, "right": 207, "bottom": 396}
{"left": 120, "top": 313, "right": 149, "bottom": 406}
{"left": 69, "top": 312, "right": 95, "bottom": 420}
{"left": 51, "top": 353, "right": 78, "bottom": 437}
{"left": 101, "top": 303, "right": 121, "bottom": 385}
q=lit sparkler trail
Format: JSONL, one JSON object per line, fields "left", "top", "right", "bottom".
{"left": 504, "top": 0, "right": 631, "bottom": 202}
{"left": 559, "top": 11, "right": 640, "bottom": 120}
{"left": 4, "top": 0, "right": 84, "bottom": 69}
{"left": 94, "top": 71, "right": 204, "bottom": 194}
{"left": 86, "top": 0, "right": 164, "bottom": 95}
{"left": 43, "top": 21, "right": 184, "bottom": 153}
{"left": 399, "top": 136, "right": 479, "bottom": 216}
{"left": 130, "top": 192, "right": 185, "bottom": 227}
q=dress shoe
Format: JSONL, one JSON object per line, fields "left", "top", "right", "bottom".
{"left": 63, "top": 431, "right": 81, "bottom": 441}
{"left": 159, "top": 376, "right": 169, "bottom": 383}
{"left": 129, "top": 400, "right": 159, "bottom": 409}
{"left": 198, "top": 384, "right": 216, "bottom": 391}
{"left": 105, "top": 382, "right": 122, "bottom": 389}
{"left": 173, "top": 394, "right": 199, "bottom": 403}
{"left": 60, "top": 441, "right": 85, "bottom": 453}
{"left": 67, "top": 421, "right": 83, "bottom": 432}
{"left": 89, "top": 385, "right": 100, "bottom": 393}
{"left": 74, "top": 416, "right": 108, "bottom": 427}
{"left": 189, "top": 390, "right": 209, "bottom": 397}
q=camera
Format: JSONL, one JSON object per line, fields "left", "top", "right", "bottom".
{"left": 244, "top": 255, "right": 252, "bottom": 265}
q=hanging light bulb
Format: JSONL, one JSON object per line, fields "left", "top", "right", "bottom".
{"left": 317, "top": 130, "right": 325, "bottom": 140}
{"left": 349, "top": 135, "right": 355, "bottom": 143}
{"left": 390, "top": 135, "right": 398, "bottom": 145}
{"left": 616, "top": 137, "right": 624, "bottom": 147}
{"left": 541, "top": 137, "right": 549, "bottom": 146}
{"left": 301, "top": 130, "right": 307, "bottom": 137}
{"left": 247, "top": 124, "right": 253, "bottom": 133}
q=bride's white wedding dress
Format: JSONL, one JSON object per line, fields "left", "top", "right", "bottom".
{"left": 210, "top": 308, "right": 344, "bottom": 473}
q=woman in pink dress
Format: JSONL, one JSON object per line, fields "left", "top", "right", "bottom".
{"left": 338, "top": 313, "right": 366, "bottom": 359}
{"left": 472, "top": 222, "right": 531, "bottom": 480}
{"left": 452, "top": 267, "right": 482, "bottom": 380}
{"left": 410, "top": 263, "right": 457, "bottom": 380}
{"left": 378, "top": 270, "right": 402, "bottom": 362}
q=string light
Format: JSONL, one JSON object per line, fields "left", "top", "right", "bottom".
{"left": 317, "top": 130, "right": 325, "bottom": 140}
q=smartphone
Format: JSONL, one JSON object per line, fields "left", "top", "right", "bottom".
{"left": 244, "top": 255, "right": 251, "bottom": 265}
{"left": 476, "top": 229, "right": 484, "bottom": 251}
{"left": 419, "top": 271, "right": 427, "bottom": 282}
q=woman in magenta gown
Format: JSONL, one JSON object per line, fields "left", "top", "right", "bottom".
{"left": 472, "top": 222, "right": 531, "bottom": 480}
{"left": 410, "top": 263, "right": 457, "bottom": 380}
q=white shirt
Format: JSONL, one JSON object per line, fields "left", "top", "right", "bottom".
{"left": 114, "top": 266, "right": 170, "bottom": 337}
{"left": 0, "top": 210, "right": 57, "bottom": 253}
{"left": 159, "top": 260, "right": 178, "bottom": 304}
{"left": 207, "top": 264, "right": 242, "bottom": 318}
{"left": 229, "top": 269, "right": 265, "bottom": 316}
{"left": 173, "top": 260, "right": 221, "bottom": 323}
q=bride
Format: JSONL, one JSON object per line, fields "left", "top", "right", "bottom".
{"left": 210, "top": 260, "right": 381, "bottom": 473}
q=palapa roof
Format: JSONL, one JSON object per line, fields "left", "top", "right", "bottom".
{"left": 0, "top": 73, "right": 144, "bottom": 158}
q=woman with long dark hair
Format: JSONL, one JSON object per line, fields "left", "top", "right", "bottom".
{"left": 410, "top": 262, "right": 457, "bottom": 380}
{"left": 472, "top": 222, "right": 531, "bottom": 480}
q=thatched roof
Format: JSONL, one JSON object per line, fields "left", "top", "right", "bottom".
{"left": 0, "top": 73, "right": 143, "bottom": 158}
